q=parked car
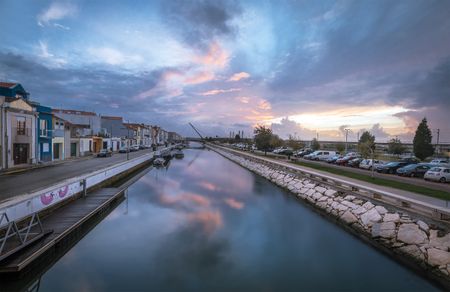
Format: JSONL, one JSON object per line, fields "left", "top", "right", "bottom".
{"left": 97, "top": 149, "right": 112, "bottom": 157}
{"left": 130, "top": 145, "right": 140, "bottom": 152}
{"left": 359, "top": 159, "right": 385, "bottom": 170}
{"left": 396, "top": 163, "right": 432, "bottom": 177}
{"left": 295, "top": 149, "right": 313, "bottom": 157}
{"left": 119, "top": 146, "right": 129, "bottom": 153}
{"left": 335, "top": 153, "right": 359, "bottom": 166}
{"left": 430, "top": 158, "right": 449, "bottom": 165}
{"left": 326, "top": 154, "right": 342, "bottom": 164}
{"left": 279, "top": 148, "right": 294, "bottom": 156}
{"left": 348, "top": 157, "right": 363, "bottom": 167}
{"left": 400, "top": 157, "right": 420, "bottom": 164}
{"left": 305, "top": 150, "right": 336, "bottom": 161}
{"left": 424, "top": 167, "right": 450, "bottom": 183}
{"left": 139, "top": 145, "right": 146, "bottom": 150}
{"left": 376, "top": 161, "right": 409, "bottom": 174}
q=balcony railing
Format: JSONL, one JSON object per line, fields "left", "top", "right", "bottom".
{"left": 39, "top": 129, "right": 48, "bottom": 137}
{"left": 13, "top": 127, "right": 31, "bottom": 137}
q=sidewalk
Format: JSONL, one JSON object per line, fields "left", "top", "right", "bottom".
{"left": 0, "top": 155, "right": 95, "bottom": 176}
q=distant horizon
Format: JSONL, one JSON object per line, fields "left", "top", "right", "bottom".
{"left": 1, "top": 0, "right": 449, "bottom": 142}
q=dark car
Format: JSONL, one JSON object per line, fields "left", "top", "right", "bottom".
{"left": 336, "top": 155, "right": 357, "bottom": 166}
{"left": 376, "top": 161, "right": 408, "bottom": 174}
{"left": 119, "top": 146, "right": 129, "bottom": 153}
{"left": 97, "top": 149, "right": 112, "bottom": 157}
{"left": 348, "top": 157, "right": 363, "bottom": 167}
{"left": 400, "top": 157, "right": 420, "bottom": 164}
{"left": 279, "top": 149, "right": 294, "bottom": 156}
{"left": 396, "top": 163, "right": 432, "bottom": 177}
{"left": 326, "top": 154, "right": 342, "bottom": 164}
{"left": 295, "top": 149, "right": 313, "bottom": 157}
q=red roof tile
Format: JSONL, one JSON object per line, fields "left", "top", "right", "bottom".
{"left": 0, "top": 82, "right": 18, "bottom": 88}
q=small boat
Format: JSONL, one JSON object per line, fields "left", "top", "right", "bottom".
{"left": 153, "top": 157, "right": 165, "bottom": 166}
{"left": 174, "top": 150, "right": 184, "bottom": 159}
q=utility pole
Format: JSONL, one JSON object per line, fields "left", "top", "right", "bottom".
{"left": 344, "top": 128, "right": 350, "bottom": 153}
{"left": 436, "top": 129, "right": 440, "bottom": 155}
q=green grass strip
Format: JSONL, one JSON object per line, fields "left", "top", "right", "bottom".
{"left": 290, "top": 160, "right": 450, "bottom": 200}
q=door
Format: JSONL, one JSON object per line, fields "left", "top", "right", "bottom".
{"left": 13, "top": 143, "right": 29, "bottom": 165}
{"left": 53, "top": 143, "right": 60, "bottom": 160}
{"left": 71, "top": 143, "right": 77, "bottom": 157}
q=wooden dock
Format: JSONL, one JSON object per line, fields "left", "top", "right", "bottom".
{"left": 0, "top": 187, "right": 124, "bottom": 273}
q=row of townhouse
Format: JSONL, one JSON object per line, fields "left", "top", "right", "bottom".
{"left": 0, "top": 82, "right": 182, "bottom": 171}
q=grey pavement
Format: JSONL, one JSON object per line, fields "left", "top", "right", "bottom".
{"left": 0, "top": 149, "right": 153, "bottom": 203}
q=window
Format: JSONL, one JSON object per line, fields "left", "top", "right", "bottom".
{"left": 17, "top": 116, "right": 26, "bottom": 135}
{"left": 40, "top": 119, "right": 47, "bottom": 136}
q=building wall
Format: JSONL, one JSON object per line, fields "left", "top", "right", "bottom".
{"left": 37, "top": 106, "right": 53, "bottom": 162}
{"left": 6, "top": 110, "right": 36, "bottom": 167}
{"left": 54, "top": 111, "right": 101, "bottom": 135}
{"left": 101, "top": 117, "right": 128, "bottom": 138}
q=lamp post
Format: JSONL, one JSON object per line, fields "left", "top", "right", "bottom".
{"left": 344, "top": 128, "right": 350, "bottom": 153}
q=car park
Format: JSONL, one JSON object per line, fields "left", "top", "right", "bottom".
{"left": 304, "top": 150, "right": 336, "bottom": 161}
{"left": 396, "top": 163, "right": 432, "bottom": 177}
{"left": 376, "top": 161, "right": 409, "bottom": 174}
{"left": 424, "top": 167, "right": 450, "bottom": 182}
{"left": 97, "top": 149, "right": 112, "bottom": 157}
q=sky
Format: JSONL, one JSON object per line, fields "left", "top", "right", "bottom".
{"left": 0, "top": 0, "right": 449, "bottom": 142}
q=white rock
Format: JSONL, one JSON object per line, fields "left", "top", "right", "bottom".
{"left": 427, "top": 248, "right": 450, "bottom": 267}
{"left": 371, "top": 222, "right": 396, "bottom": 239}
{"left": 429, "top": 230, "right": 450, "bottom": 251}
{"left": 417, "top": 220, "right": 429, "bottom": 233}
{"left": 304, "top": 183, "right": 316, "bottom": 189}
{"left": 362, "top": 201, "right": 375, "bottom": 210}
{"left": 397, "top": 224, "right": 428, "bottom": 245}
{"left": 318, "top": 196, "right": 328, "bottom": 202}
{"left": 316, "top": 201, "right": 328, "bottom": 210}
{"left": 341, "top": 211, "right": 358, "bottom": 224}
{"left": 335, "top": 204, "right": 349, "bottom": 212}
{"left": 294, "top": 182, "right": 303, "bottom": 189}
{"left": 360, "top": 208, "right": 382, "bottom": 226}
{"left": 341, "top": 200, "right": 359, "bottom": 210}
{"left": 383, "top": 213, "right": 400, "bottom": 223}
{"left": 344, "top": 195, "right": 356, "bottom": 201}
{"left": 299, "top": 188, "right": 309, "bottom": 194}
{"left": 324, "top": 189, "right": 337, "bottom": 197}
{"left": 312, "top": 192, "right": 323, "bottom": 201}
{"left": 353, "top": 207, "right": 367, "bottom": 215}
{"left": 375, "top": 206, "right": 388, "bottom": 215}
{"left": 315, "top": 186, "right": 327, "bottom": 194}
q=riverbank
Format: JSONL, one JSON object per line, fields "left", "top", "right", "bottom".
{"left": 208, "top": 144, "right": 450, "bottom": 289}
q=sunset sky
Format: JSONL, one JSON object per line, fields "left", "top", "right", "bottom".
{"left": 1, "top": 0, "right": 449, "bottom": 142}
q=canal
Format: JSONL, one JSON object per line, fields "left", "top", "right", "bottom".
{"left": 23, "top": 147, "right": 438, "bottom": 290}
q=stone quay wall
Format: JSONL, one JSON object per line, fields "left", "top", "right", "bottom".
{"left": 210, "top": 145, "right": 450, "bottom": 287}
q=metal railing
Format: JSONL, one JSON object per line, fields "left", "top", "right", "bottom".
{"left": 0, "top": 212, "right": 45, "bottom": 262}
{"left": 210, "top": 144, "right": 450, "bottom": 222}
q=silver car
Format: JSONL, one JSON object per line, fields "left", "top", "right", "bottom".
{"left": 424, "top": 167, "right": 450, "bottom": 183}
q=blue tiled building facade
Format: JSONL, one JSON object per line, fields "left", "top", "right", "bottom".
{"left": 36, "top": 105, "right": 53, "bottom": 162}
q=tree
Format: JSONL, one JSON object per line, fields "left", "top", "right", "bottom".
{"left": 286, "top": 135, "right": 304, "bottom": 150}
{"left": 235, "top": 134, "right": 241, "bottom": 141}
{"left": 358, "top": 131, "right": 375, "bottom": 158}
{"left": 388, "top": 138, "right": 405, "bottom": 156}
{"left": 413, "top": 118, "right": 434, "bottom": 160}
{"left": 270, "top": 134, "right": 283, "bottom": 148}
{"left": 336, "top": 143, "right": 345, "bottom": 153}
{"left": 254, "top": 125, "right": 273, "bottom": 155}
{"left": 311, "top": 138, "right": 320, "bottom": 150}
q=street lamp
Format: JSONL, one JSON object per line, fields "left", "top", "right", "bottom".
{"left": 344, "top": 128, "right": 350, "bottom": 153}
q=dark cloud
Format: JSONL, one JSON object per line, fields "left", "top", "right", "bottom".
{"left": 0, "top": 52, "right": 191, "bottom": 132}
{"left": 268, "top": 0, "right": 450, "bottom": 106}
{"left": 161, "top": 0, "right": 241, "bottom": 49}
{"left": 390, "top": 58, "right": 450, "bottom": 109}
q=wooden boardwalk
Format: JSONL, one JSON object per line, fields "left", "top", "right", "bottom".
{"left": 0, "top": 188, "right": 124, "bottom": 273}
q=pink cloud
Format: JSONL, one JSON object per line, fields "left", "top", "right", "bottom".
{"left": 196, "top": 42, "right": 229, "bottom": 68}
{"left": 187, "top": 210, "right": 223, "bottom": 233}
{"left": 200, "top": 88, "right": 241, "bottom": 96}
{"left": 224, "top": 198, "right": 244, "bottom": 210}
{"left": 228, "top": 72, "right": 250, "bottom": 82}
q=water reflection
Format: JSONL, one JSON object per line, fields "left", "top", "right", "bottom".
{"left": 11, "top": 147, "right": 438, "bottom": 291}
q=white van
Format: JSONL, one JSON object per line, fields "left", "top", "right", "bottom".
{"left": 309, "top": 151, "right": 337, "bottom": 161}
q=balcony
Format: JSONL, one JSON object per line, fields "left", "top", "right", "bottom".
{"left": 13, "top": 127, "right": 31, "bottom": 137}
{"left": 39, "top": 128, "right": 48, "bottom": 137}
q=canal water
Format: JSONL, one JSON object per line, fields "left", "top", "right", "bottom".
{"left": 35, "top": 147, "right": 436, "bottom": 291}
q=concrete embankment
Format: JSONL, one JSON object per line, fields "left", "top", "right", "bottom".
{"left": 208, "top": 145, "right": 450, "bottom": 288}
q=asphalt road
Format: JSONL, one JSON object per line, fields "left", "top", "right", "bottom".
{"left": 252, "top": 150, "right": 450, "bottom": 193}
{"left": 0, "top": 149, "right": 154, "bottom": 202}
